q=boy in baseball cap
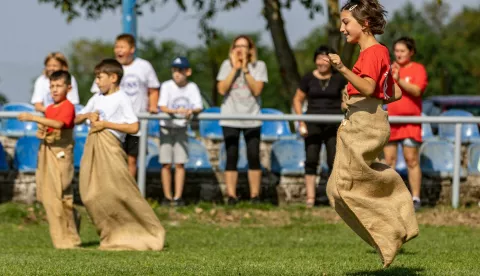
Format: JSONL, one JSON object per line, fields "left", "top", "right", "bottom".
{"left": 157, "top": 56, "right": 203, "bottom": 206}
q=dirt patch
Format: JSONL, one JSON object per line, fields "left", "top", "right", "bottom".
{"left": 158, "top": 206, "right": 480, "bottom": 228}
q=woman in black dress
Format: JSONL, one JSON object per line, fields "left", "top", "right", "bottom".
{"left": 293, "top": 45, "right": 347, "bottom": 207}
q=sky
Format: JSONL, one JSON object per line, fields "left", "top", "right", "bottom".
{"left": 0, "top": 0, "right": 476, "bottom": 103}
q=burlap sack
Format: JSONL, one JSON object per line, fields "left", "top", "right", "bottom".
{"left": 79, "top": 130, "right": 165, "bottom": 251}
{"left": 327, "top": 95, "right": 419, "bottom": 267}
{"left": 36, "top": 128, "right": 81, "bottom": 249}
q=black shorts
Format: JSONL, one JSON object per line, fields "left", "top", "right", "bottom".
{"left": 123, "top": 134, "right": 139, "bottom": 157}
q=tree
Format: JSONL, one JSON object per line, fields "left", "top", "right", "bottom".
{"left": 38, "top": 0, "right": 329, "bottom": 100}
{"left": 381, "top": 1, "right": 480, "bottom": 96}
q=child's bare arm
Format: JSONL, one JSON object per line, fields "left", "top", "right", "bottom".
{"left": 148, "top": 88, "right": 160, "bottom": 113}
{"left": 18, "top": 113, "right": 63, "bottom": 129}
{"left": 91, "top": 121, "right": 139, "bottom": 134}
{"left": 75, "top": 112, "right": 99, "bottom": 125}
{"left": 33, "top": 103, "right": 47, "bottom": 113}
{"left": 159, "top": 106, "right": 177, "bottom": 115}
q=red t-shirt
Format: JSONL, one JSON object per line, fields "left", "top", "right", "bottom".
{"left": 44, "top": 100, "right": 75, "bottom": 133}
{"left": 387, "top": 62, "right": 428, "bottom": 142}
{"left": 347, "top": 44, "right": 395, "bottom": 100}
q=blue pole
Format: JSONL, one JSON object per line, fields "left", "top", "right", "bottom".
{"left": 122, "top": 0, "right": 137, "bottom": 39}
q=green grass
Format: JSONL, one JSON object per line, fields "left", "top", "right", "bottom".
{"left": 1, "top": 203, "right": 480, "bottom": 275}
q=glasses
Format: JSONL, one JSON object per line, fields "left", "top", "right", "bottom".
{"left": 233, "top": 45, "right": 249, "bottom": 49}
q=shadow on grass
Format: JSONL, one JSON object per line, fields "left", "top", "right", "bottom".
{"left": 80, "top": 241, "right": 99, "bottom": 248}
{"left": 346, "top": 266, "right": 424, "bottom": 276}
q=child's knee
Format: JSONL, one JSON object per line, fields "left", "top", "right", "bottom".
{"left": 175, "top": 164, "right": 185, "bottom": 169}
{"left": 162, "top": 164, "right": 172, "bottom": 170}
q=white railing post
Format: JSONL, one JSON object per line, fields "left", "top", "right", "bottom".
{"left": 137, "top": 119, "right": 148, "bottom": 197}
{"left": 452, "top": 123, "right": 462, "bottom": 209}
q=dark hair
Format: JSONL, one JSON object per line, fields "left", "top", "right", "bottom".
{"left": 49, "top": 70, "right": 71, "bottom": 86}
{"left": 341, "top": 0, "right": 387, "bottom": 35}
{"left": 116, "top": 33, "right": 136, "bottom": 48}
{"left": 393, "top": 37, "right": 416, "bottom": 54}
{"left": 313, "top": 45, "right": 337, "bottom": 62}
{"left": 94, "top": 59, "right": 124, "bottom": 85}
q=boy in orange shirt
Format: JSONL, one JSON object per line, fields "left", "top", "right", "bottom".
{"left": 19, "top": 70, "right": 81, "bottom": 249}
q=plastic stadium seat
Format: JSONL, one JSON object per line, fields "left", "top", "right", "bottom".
{"left": 0, "top": 142, "right": 10, "bottom": 171}
{"left": 185, "top": 138, "right": 212, "bottom": 172}
{"left": 74, "top": 104, "right": 89, "bottom": 137}
{"left": 420, "top": 140, "right": 466, "bottom": 178}
{"left": 148, "top": 119, "right": 160, "bottom": 137}
{"left": 270, "top": 139, "right": 305, "bottom": 175}
{"left": 218, "top": 139, "right": 249, "bottom": 172}
{"left": 73, "top": 136, "right": 86, "bottom": 170}
{"left": 2, "top": 103, "right": 38, "bottom": 137}
{"left": 146, "top": 154, "right": 162, "bottom": 173}
{"left": 199, "top": 107, "right": 223, "bottom": 140}
{"left": 438, "top": 109, "right": 480, "bottom": 143}
{"left": 467, "top": 143, "right": 480, "bottom": 176}
{"left": 319, "top": 144, "right": 329, "bottom": 175}
{"left": 14, "top": 136, "right": 41, "bottom": 172}
{"left": 260, "top": 108, "right": 295, "bottom": 141}
{"left": 395, "top": 144, "right": 408, "bottom": 178}
{"left": 147, "top": 138, "right": 159, "bottom": 156}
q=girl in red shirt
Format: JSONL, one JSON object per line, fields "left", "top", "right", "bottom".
{"left": 322, "top": 0, "right": 418, "bottom": 268}
{"left": 384, "top": 37, "right": 428, "bottom": 211}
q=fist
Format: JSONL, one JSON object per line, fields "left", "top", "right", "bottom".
{"left": 327, "top": 54, "right": 344, "bottom": 70}
{"left": 88, "top": 111, "right": 99, "bottom": 122}
{"left": 90, "top": 121, "right": 105, "bottom": 133}
{"left": 18, "top": 113, "right": 33, "bottom": 122}
{"left": 149, "top": 106, "right": 159, "bottom": 114}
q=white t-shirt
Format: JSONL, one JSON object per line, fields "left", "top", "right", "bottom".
{"left": 158, "top": 80, "right": 203, "bottom": 128}
{"left": 79, "top": 90, "right": 138, "bottom": 142}
{"left": 31, "top": 74, "right": 80, "bottom": 106}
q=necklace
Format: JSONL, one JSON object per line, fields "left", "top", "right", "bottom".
{"left": 319, "top": 78, "right": 330, "bottom": 91}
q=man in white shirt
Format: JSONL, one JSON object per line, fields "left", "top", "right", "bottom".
{"left": 158, "top": 56, "right": 203, "bottom": 206}
{"left": 91, "top": 34, "right": 161, "bottom": 178}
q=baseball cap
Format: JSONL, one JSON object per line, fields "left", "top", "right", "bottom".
{"left": 171, "top": 56, "right": 190, "bottom": 69}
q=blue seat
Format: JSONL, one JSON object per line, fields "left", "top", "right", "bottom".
{"left": 319, "top": 144, "right": 329, "bottom": 175}
{"left": 14, "top": 136, "right": 41, "bottom": 172}
{"left": 467, "top": 143, "right": 480, "bottom": 176}
{"left": 185, "top": 138, "right": 212, "bottom": 172}
{"left": 0, "top": 142, "right": 10, "bottom": 171}
{"left": 438, "top": 109, "right": 480, "bottom": 143}
{"left": 2, "top": 103, "right": 38, "bottom": 137}
{"left": 74, "top": 104, "right": 89, "bottom": 137}
{"left": 270, "top": 139, "right": 305, "bottom": 175}
{"left": 146, "top": 154, "right": 162, "bottom": 173}
{"left": 187, "top": 124, "right": 196, "bottom": 138}
{"left": 395, "top": 144, "right": 408, "bottom": 178}
{"left": 420, "top": 140, "right": 466, "bottom": 178}
{"left": 199, "top": 107, "right": 223, "bottom": 140}
{"left": 260, "top": 108, "right": 295, "bottom": 141}
{"left": 73, "top": 136, "right": 86, "bottom": 170}
{"left": 148, "top": 119, "right": 160, "bottom": 137}
{"left": 147, "top": 138, "right": 159, "bottom": 156}
{"left": 218, "top": 139, "right": 249, "bottom": 172}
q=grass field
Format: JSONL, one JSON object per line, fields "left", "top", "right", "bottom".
{"left": 1, "top": 202, "right": 480, "bottom": 275}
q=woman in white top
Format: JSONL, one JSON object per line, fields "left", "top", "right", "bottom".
{"left": 31, "top": 52, "right": 80, "bottom": 112}
{"left": 216, "top": 35, "right": 268, "bottom": 205}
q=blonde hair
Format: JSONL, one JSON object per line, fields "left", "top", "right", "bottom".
{"left": 43, "top": 52, "right": 69, "bottom": 75}
{"left": 230, "top": 35, "right": 258, "bottom": 64}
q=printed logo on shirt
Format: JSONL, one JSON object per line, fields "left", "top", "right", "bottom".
{"left": 405, "top": 76, "right": 411, "bottom": 83}
{"left": 170, "top": 96, "right": 194, "bottom": 110}
{"left": 121, "top": 74, "right": 141, "bottom": 96}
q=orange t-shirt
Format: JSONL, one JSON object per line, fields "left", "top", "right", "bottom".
{"left": 387, "top": 62, "right": 428, "bottom": 142}
{"left": 44, "top": 100, "right": 75, "bottom": 133}
{"left": 347, "top": 44, "right": 395, "bottom": 100}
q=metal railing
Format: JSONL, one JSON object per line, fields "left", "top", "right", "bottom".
{"left": 1, "top": 111, "right": 479, "bottom": 209}
{"left": 136, "top": 113, "right": 480, "bottom": 209}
